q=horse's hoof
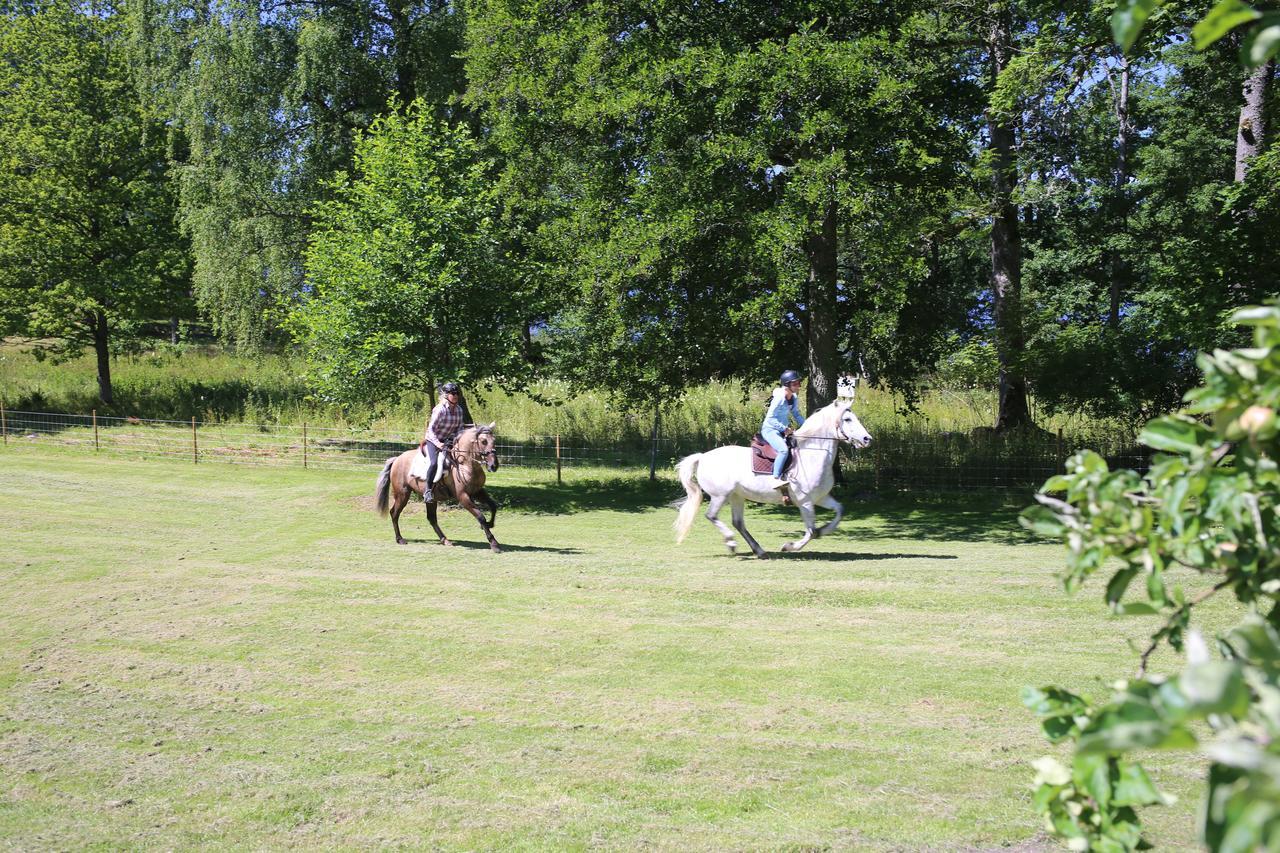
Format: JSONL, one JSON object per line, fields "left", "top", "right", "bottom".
{"left": 491, "top": 546, "right": 502, "bottom": 554}
{"left": 726, "top": 542, "right": 737, "bottom": 555}
{"left": 441, "top": 539, "right": 454, "bottom": 547}
{"left": 780, "top": 542, "right": 794, "bottom": 552}
{"left": 755, "top": 551, "right": 770, "bottom": 560}
{"left": 396, "top": 538, "right": 408, "bottom": 545}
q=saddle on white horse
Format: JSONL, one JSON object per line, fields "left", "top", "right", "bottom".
{"left": 749, "top": 433, "right": 796, "bottom": 476}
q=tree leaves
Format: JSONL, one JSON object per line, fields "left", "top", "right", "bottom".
{"left": 1193, "top": 0, "right": 1262, "bottom": 49}
{"left": 1140, "top": 415, "right": 1214, "bottom": 454}
{"left": 1024, "top": 304, "right": 1280, "bottom": 850}
{"left": 288, "top": 102, "right": 538, "bottom": 407}
{"left": 1113, "top": 0, "right": 1161, "bottom": 52}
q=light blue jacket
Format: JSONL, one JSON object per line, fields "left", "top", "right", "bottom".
{"left": 762, "top": 387, "right": 805, "bottom": 434}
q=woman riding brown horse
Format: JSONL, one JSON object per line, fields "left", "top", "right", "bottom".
{"left": 375, "top": 423, "right": 502, "bottom": 552}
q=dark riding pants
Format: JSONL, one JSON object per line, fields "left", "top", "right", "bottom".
{"left": 422, "top": 441, "right": 441, "bottom": 486}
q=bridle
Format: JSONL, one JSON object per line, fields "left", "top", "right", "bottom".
{"left": 796, "top": 406, "right": 856, "bottom": 445}
{"left": 449, "top": 427, "right": 498, "bottom": 469}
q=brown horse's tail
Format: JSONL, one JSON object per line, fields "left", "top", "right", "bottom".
{"left": 375, "top": 457, "right": 396, "bottom": 516}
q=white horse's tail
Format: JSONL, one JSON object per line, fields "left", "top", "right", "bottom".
{"left": 673, "top": 453, "right": 704, "bottom": 543}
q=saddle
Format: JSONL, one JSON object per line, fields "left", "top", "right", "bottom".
{"left": 417, "top": 439, "right": 454, "bottom": 483}
{"left": 750, "top": 433, "right": 797, "bottom": 476}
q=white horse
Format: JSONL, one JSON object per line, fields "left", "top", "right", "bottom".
{"left": 673, "top": 400, "right": 873, "bottom": 557}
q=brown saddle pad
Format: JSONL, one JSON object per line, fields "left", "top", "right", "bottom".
{"left": 750, "top": 434, "right": 794, "bottom": 476}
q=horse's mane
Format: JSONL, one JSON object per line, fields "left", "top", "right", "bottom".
{"left": 455, "top": 423, "right": 494, "bottom": 444}
{"left": 793, "top": 400, "right": 850, "bottom": 438}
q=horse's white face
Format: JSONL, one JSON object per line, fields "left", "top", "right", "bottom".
{"left": 836, "top": 405, "right": 872, "bottom": 449}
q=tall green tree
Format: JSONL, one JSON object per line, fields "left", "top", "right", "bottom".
{"left": 0, "top": 1, "right": 190, "bottom": 405}
{"left": 287, "top": 102, "right": 542, "bottom": 408}
{"left": 466, "top": 0, "right": 971, "bottom": 414}
{"left": 128, "top": 0, "right": 467, "bottom": 346}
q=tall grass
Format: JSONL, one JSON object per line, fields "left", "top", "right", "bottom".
{"left": 0, "top": 339, "right": 1139, "bottom": 452}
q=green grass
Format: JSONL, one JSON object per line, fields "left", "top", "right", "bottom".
{"left": 0, "top": 445, "right": 1228, "bottom": 849}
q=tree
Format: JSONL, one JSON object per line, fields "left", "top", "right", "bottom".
{"left": 127, "top": 0, "right": 467, "bottom": 346}
{"left": 465, "top": 0, "right": 970, "bottom": 414}
{"left": 286, "top": 102, "right": 540, "bottom": 408}
{"left": 0, "top": 2, "right": 190, "bottom": 405}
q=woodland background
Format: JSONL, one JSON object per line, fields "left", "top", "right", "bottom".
{"left": 1, "top": 0, "right": 1277, "bottom": 433}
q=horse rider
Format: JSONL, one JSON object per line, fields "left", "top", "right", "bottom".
{"left": 418, "top": 381, "right": 466, "bottom": 501}
{"left": 762, "top": 369, "right": 806, "bottom": 490}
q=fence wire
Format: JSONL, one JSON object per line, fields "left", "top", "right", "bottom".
{"left": 0, "top": 409, "right": 1150, "bottom": 492}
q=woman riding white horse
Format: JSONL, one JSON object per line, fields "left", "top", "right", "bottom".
{"left": 674, "top": 397, "right": 872, "bottom": 557}
{"left": 761, "top": 368, "right": 806, "bottom": 491}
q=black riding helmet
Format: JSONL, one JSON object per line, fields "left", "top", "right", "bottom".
{"left": 441, "top": 381, "right": 461, "bottom": 395}
{"left": 779, "top": 369, "right": 801, "bottom": 385}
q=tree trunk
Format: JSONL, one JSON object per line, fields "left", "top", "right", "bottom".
{"left": 92, "top": 310, "right": 113, "bottom": 405}
{"left": 1235, "top": 59, "right": 1274, "bottom": 182}
{"left": 988, "top": 7, "right": 1032, "bottom": 432}
{"left": 1109, "top": 55, "right": 1131, "bottom": 328}
{"left": 804, "top": 199, "right": 839, "bottom": 413}
{"left": 388, "top": 1, "right": 417, "bottom": 110}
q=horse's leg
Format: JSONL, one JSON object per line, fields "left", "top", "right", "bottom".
{"left": 729, "top": 494, "right": 767, "bottom": 558}
{"left": 703, "top": 493, "right": 738, "bottom": 554}
{"left": 815, "top": 493, "right": 844, "bottom": 538}
{"left": 390, "top": 478, "right": 410, "bottom": 545}
{"left": 780, "top": 500, "right": 818, "bottom": 552}
{"left": 425, "top": 499, "right": 453, "bottom": 547}
{"left": 457, "top": 490, "right": 501, "bottom": 553}
{"left": 476, "top": 489, "right": 498, "bottom": 528}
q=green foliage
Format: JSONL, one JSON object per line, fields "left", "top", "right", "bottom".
{"left": 1022, "top": 306, "right": 1280, "bottom": 851}
{"left": 1116, "top": 0, "right": 1280, "bottom": 67}
{"left": 465, "top": 0, "right": 971, "bottom": 410}
{"left": 0, "top": 2, "right": 190, "bottom": 400}
{"left": 288, "top": 102, "right": 538, "bottom": 407}
{"left": 1011, "top": 22, "right": 1275, "bottom": 424}
{"left": 128, "top": 0, "right": 467, "bottom": 346}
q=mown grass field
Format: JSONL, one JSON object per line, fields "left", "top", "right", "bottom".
{"left": 0, "top": 446, "right": 1224, "bottom": 849}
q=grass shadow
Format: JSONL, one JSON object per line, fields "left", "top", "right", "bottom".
{"left": 736, "top": 491, "right": 1041, "bottom": 546}
{"left": 775, "top": 550, "right": 962, "bottom": 562}
{"left": 491, "top": 479, "right": 681, "bottom": 515}
{"left": 842, "top": 494, "right": 1041, "bottom": 545}
{"left": 393, "top": 538, "right": 583, "bottom": 554}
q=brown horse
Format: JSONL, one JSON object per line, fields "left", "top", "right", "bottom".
{"left": 375, "top": 423, "right": 502, "bottom": 551}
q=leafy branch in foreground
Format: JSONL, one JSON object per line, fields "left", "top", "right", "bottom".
{"left": 1020, "top": 305, "right": 1280, "bottom": 851}
{"left": 1114, "top": 0, "right": 1280, "bottom": 68}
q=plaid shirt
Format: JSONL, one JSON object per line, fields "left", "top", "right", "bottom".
{"left": 425, "top": 400, "right": 464, "bottom": 447}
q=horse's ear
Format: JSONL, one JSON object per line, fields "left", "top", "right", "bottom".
{"left": 485, "top": 421, "right": 495, "bottom": 431}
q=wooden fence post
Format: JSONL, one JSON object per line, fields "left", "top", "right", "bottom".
{"left": 303, "top": 422, "right": 308, "bottom": 469}
{"left": 555, "top": 434, "right": 562, "bottom": 486}
{"left": 1, "top": 398, "right": 6, "bottom": 445}
{"left": 1057, "top": 427, "right": 1064, "bottom": 463}
{"left": 192, "top": 417, "right": 198, "bottom": 464}
{"left": 93, "top": 409, "right": 99, "bottom": 451}
{"left": 648, "top": 406, "right": 660, "bottom": 482}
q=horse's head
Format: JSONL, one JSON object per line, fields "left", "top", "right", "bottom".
{"left": 469, "top": 422, "right": 499, "bottom": 472}
{"left": 832, "top": 400, "right": 872, "bottom": 449}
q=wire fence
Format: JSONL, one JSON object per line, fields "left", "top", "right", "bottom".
{"left": 0, "top": 407, "right": 1152, "bottom": 492}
